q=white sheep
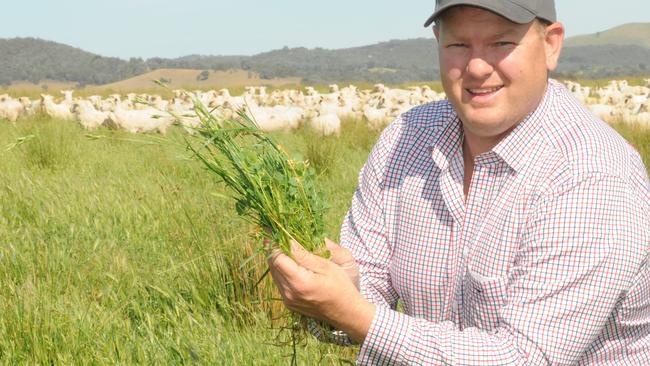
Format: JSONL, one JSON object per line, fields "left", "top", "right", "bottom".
{"left": 18, "top": 97, "right": 37, "bottom": 115}
{"left": 363, "top": 105, "right": 390, "bottom": 130}
{"left": 72, "top": 100, "right": 112, "bottom": 130}
{"left": 60, "top": 89, "right": 74, "bottom": 104}
{"left": 109, "top": 105, "right": 174, "bottom": 134}
{"left": 309, "top": 109, "right": 341, "bottom": 136}
{"left": 0, "top": 95, "right": 24, "bottom": 122}
{"left": 588, "top": 104, "right": 616, "bottom": 122}
{"left": 41, "top": 94, "right": 75, "bottom": 121}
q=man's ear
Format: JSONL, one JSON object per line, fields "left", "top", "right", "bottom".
{"left": 544, "top": 22, "right": 564, "bottom": 72}
{"left": 433, "top": 25, "right": 440, "bottom": 41}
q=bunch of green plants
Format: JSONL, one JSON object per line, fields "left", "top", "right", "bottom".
{"left": 184, "top": 97, "right": 339, "bottom": 364}
{"left": 186, "top": 101, "right": 329, "bottom": 258}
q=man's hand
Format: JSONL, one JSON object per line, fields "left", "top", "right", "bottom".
{"left": 268, "top": 239, "right": 375, "bottom": 344}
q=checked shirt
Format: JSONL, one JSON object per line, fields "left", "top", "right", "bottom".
{"left": 339, "top": 79, "right": 650, "bottom": 365}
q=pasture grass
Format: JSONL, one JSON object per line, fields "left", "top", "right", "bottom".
{"left": 0, "top": 115, "right": 646, "bottom": 364}
{"left": 609, "top": 120, "right": 650, "bottom": 168}
{"left": 0, "top": 118, "right": 373, "bottom": 364}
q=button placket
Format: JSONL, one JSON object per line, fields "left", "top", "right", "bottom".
{"left": 457, "top": 162, "right": 495, "bottom": 328}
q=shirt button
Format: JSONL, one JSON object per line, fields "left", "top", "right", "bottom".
{"left": 463, "top": 247, "right": 470, "bottom": 257}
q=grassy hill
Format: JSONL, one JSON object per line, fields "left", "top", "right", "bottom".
{"left": 1, "top": 70, "right": 301, "bottom": 99}
{"left": 0, "top": 38, "right": 145, "bottom": 87}
{"left": 94, "top": 69, "right": 301, "bottom": 93}
{"left": 565, "top": 23, "right": 650, "bottom": 49}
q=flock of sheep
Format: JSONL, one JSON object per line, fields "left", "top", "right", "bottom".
{"left": 0, "top": 79, "right": 649, "bottom": 136}
{"left": 565, "top": 79, "right": 650, "bottom": 126}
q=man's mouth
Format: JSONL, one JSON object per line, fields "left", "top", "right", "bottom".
{"left": 466, "top": 86, "right": 503, "bottom": 96}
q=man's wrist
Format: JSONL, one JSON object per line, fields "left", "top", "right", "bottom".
{"left": 331, "top": 297, "right": 376, "bottom": 344}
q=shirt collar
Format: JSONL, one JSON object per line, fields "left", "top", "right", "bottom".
{"left": 430, "top": 79, "right": 557, "bottom": 173}
{"left": 430, "top": 110, "right": 463, "bottom": 172}
{"left": 491, "top": 80, "right": 556, "bottom": 173}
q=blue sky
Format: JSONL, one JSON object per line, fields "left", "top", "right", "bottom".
{"left": 2, "top": 0, "right": 648, "bottom": 59}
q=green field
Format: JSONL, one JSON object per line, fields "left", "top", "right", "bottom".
{"left": 0, "top": 116, "right": 647, "bottom": 364}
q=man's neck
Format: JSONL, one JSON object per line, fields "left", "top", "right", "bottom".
{"left": 462, "top": 129, "right": 503, "bottom": 163}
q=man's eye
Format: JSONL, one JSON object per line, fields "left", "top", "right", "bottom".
{"left": 495, "top": 41, "right": 515, "bottom": 47}
{"left": 447, "top": 43, "right": 466, "bottom": 48}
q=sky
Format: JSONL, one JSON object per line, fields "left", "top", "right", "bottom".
{"left": 1, "top": 0, "right": 648, "bottom": 60}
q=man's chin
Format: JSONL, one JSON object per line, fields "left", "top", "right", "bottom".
{"left": 459, "top": 114, "right": 517, "bottom": 137}
{"left": 459, "top": 112, "right": 503, "bottom": 129}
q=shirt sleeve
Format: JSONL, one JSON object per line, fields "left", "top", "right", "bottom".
{"left": 340, "top": 120, "right": 401, "bottom": 311}
{"left": 357, "top": 172, "right": 650, "bottom": 365}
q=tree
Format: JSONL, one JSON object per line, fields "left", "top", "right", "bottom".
{"left": 196, "top": 70, "right": 210, "bottom": 81}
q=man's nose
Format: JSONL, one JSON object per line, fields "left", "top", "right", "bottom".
{"left": 466, "top": 52, "right": 494, "bottom": 79}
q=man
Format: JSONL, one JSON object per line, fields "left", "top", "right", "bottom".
{"left": 269, "top": 1, "right": 650, "bottom": 364}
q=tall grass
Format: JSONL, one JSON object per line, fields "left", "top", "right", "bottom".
{"left": 609, "top": 121, "right": 650, "bottom": 168}
{"left": 0, "top": 118, "right": 369, "bottom": 364}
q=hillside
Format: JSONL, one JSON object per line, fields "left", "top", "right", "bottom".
{"left": 565, "top": 23, "right": 650, "bottom": 49}
{"left": 557, "top": 44, "right": 650, "bottom": 78}
{"left": 0, "top": 22, "right": 648, "bottom": 89}
{"left": 0, "top": 38, "right": 145, "bottom": 87}
{"left": 97, "top": 69, "right": 300, "bottom": 92}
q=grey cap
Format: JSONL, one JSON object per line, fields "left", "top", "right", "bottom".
{"left": 424, "top": 0, "right": 556, "bottom": 27}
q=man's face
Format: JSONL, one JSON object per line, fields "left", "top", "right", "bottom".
{"left": 434, "top": 7, "right": 562, "bottom": 141}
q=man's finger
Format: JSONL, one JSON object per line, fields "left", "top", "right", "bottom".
{"left": 323, "top": 238, "right": 360, "bottom": 290}
{"left": 290, "top": 240, "right": 329, "bottom": 274}
{"left": 325, "top": 238, "right": 356, "bottom": 267}
{"left": 324, "top": 238, "right": 340, "bottom": 251}
{"left": 269, "top": 249, "right": 314, "bottom": 282}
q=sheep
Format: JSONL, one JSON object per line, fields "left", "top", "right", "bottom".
{"left": 41, "top": 94, "right": 75, "bottom": 121}
{"left": 71, "top": 100, "right": 112, "bottom": 130}
{"left": 309, "top": 111, "right": 341, "bottom": 136}
{"left": 274, "top": 105, "right": 304, "bottom": 130}
{"left": 18, "top": 97, "right": 36, "bottom": 115}
{"left": 6, "top": 80, "right": 645, "bottom": 136}
{"left": 109, "top": 105, "right": 174, "bottom": 134}
{"left": 304, "top": 86, "right": 318, "bottom": 97}
{"left": 61, "top": 89, "right": 74, "bottom": 104}
{"left": 148, "top": 95, "right": 169, "bottom": 111}
{"left": 245, "top": 103, "right": 296, "bottom": 132}
{"left": 0, "top": 95, "right": 24, "bottom": 122}
{"left": 587, "top": 104, "right": 616, "bottom": 122}
{"left": 87, "top": 95, "right": 103, "bottom": 109}
{"left": 629, "top": 102, "right": 650, "bottom": 127}
{"left": 363, "top": 105, "right": 390, "bottom": 130}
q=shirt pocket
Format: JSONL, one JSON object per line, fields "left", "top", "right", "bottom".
{"left": 463, "top": 268, "right": 508, "bottom": 331}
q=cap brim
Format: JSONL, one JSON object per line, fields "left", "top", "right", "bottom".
{"left": 423, "top": 13, "right": 437, "bottom": 28}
